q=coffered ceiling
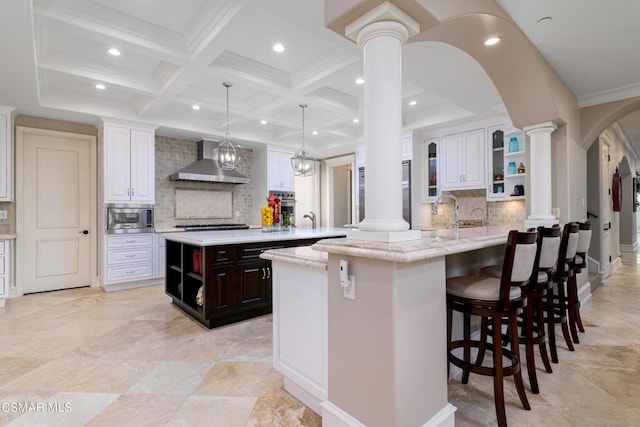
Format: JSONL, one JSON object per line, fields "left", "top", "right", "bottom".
{"left": 0, "top": 0, "right": 639, "bottom": 157}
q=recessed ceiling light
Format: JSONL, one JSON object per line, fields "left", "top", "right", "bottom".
{"left": 484, "top": 36, "right": 501, "bottom": 46}
{"left": 107, "top": 48, "right": 121, "bottom": 56}
{"left": 409, "top": 100, "right": 417, "bottom": 106}
{"left": 273, "top": 43, "right": 285, "bottom": 53}
{"left": 260, "top": 120, "right": 267, "bottom": 125}
{"left": 353, "top": 118, "right": 360, "bottom": 123}
{"left": 536, "top": 16, "right": 553, "bottom": 25}
{"left": 95, "top": 83, "right": 106, "bottom": 90}
{"left": 312, "top": 131, "right": 318, "bottom": 135}
{"left": 192, "top": 104, "right": 200, "bottom": 110}
{"left": 355, "top": 78, "right": 364, "bottom": 85}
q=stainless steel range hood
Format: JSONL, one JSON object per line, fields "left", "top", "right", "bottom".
{"left": 169, "top": 140, "right": 250, "bottom": 184}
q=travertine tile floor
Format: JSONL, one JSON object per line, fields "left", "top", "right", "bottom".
{"left": 0, "top": 263, "right": 639, "bottom": 426}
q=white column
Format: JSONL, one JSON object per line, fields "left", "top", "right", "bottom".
{"left": 345, "top": 3, "right": 421, "bottom": 243}
{"left": 523, "top": 121, "right": 559, "bottom": 228}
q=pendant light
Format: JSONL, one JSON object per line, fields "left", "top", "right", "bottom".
{"left": 291, "top": 104, "right": 317, "bottom": 177}
{"left": 214, "top": 82, "right": 241, "bottom": 170}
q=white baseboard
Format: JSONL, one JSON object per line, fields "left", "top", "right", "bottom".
{"left": 101, "top": 278, "right": 163, "bottom": 292}
{"left": 321, "top": 401, "right": 457, "bottom": 427}
{"left": 578, "top": 281, "right": 592, "bottom": 306}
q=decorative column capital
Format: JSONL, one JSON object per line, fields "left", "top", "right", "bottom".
{"left": 523, "top": 121, "right": 558, "bottom": 136}
{"left": 345, "top": 1, "right": 419, "bottom": 45}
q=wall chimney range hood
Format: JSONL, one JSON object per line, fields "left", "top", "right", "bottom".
{"left": 169, "top": 140, "right": 249, "bottom": 184}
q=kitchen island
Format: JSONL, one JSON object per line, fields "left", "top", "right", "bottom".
{"left": 262, "top": 226, "right": 511, "bottom": 426}
{"left": 162, "top": 227, "right": 347, "bottom": 328}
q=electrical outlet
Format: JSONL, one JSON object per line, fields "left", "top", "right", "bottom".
{"left": 552, "top": 207, "right": 560, "bottom": 218}
{"left": 0, "top": 211, "right": 7, "bottom": 220}
{"left": 344, "top": 275, "right": 355, "bottom": 300}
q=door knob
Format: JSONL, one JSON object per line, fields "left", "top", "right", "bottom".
{"left": 79, "top": 230, "right": 89, "bottom": 235}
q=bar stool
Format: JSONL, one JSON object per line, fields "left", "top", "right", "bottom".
{"left": 567, "top": 221, "right": 592, "bottom": 343}
{"left": 447, "top": 230, "right": 538, "bottom": 427}
{"left": 547, "top": 222, "right": 579, "bottom": 363}
{"left": 479, "top": 226, "right": 561, "bottom": 394}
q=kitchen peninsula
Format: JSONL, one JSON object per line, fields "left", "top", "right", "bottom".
{"left": 263, "top": 226, "right": 511, "bottom": 426}
{"left": 161, "top": 228, "right": 347, "bottom": 328}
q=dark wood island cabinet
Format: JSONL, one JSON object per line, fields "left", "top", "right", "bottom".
{"left": 164, "top": 233, "right": 339, "bottom": 328}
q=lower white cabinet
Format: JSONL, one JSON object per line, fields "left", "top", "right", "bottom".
{"left": 103, "top": 234, "right": 157, "bottom": 290}
{"left": 155, "top": 234, "right": 166, "bottom": 278}
{"left": 0, "top": 239, "right": 12, "bottom": 307}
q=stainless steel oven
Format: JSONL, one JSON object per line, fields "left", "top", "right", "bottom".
{"left": 269, "top": 191, "right": 295, "bottom": 226}
{"left": 106, "top": 204, "right": 154, "bottom": 234}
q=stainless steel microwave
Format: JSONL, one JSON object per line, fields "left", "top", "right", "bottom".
{"left": 106, "top": 204, "right": 154, "bottom": 234}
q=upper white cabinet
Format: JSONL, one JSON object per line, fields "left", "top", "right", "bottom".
{"left": 440, "top": 129, "right": 486, "bottom": 190}
{"left": 102, "top": 121, "right": 155, "bottom": 203}
{"left": 422, "top": 138, "right": 439, "bottom": 202}
{"left": 401, "top": 135, "right": 413, "bottom": 160}
{"left": 268, "top": 149, "right": 295, "bottom": 191}
{"left": 487, "top": 125, "right": 526, "bottom": 201}
{"left": 0, "top": 106, "right": 14, "bottom": 201}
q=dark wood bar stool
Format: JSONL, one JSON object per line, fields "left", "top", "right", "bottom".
{"left": 547, "top": 222, "right": 579, "bottom": 363}
{"left": 567, "top": 221, "right": 592, "bottom": 343}
{"left": 479, "top": 226, "right": 561, "bottom": 394}
{"left": 447, "top": 230, "right": 538, "bottom": 427}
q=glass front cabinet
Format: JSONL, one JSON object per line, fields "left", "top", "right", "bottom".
{"left": 486, "top": 125, "right": 526, "bottom": 201}
{"left": 423, "top": 138, "right": 439, "bottom": 202}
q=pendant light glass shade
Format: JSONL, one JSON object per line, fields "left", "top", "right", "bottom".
{"left": 214, "top": 82, "right": 241, "bottom": 170}
{"left": 291, "top": 104, "right": 317, "bottom": 177}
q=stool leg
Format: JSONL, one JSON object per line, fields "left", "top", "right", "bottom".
{"left": 556, "top": 279, "right": 575, "bottom": 352}
{"left": 476, "top": 316, "right": 489, "bottom": 367}
{"left": 510, "top": 314, "right": 531, "bottom": 411}
{"left": 567, "top": 274, "right": 580, "bottom": 344}
{"left": 491, "top": 315, "right": 507, "bottom": 427}
{"left": 537, "top": 288, "right": 553, "bottom": 374}
{"left": 462, "top": 312, "right": 471, "bottom": 384}
{"left": 523, "top": 298, "right": 539, "bottom": 394}
{"left": 576, "top": 303, "right": 586, "bottom": 333}
{"left": 547, "top": 283, "right": 559, "bottom": 364}
{"left": 446, "top": 303, "right": 452, "bottom": 379}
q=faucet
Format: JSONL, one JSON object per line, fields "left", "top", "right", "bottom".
{"left": 471, "top": 207, "right": 487, "bottom": 226}
{"left": 432, "top": 193, "right": 459, "bottom": 230}
{"left": 303, "top": 211, "right": 317, "bottom": 229}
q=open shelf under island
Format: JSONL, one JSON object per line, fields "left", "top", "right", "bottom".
{"left": 161, "top": 228, "right": 348, "bottom": 328}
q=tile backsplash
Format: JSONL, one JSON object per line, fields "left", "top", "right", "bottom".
{"left": 154, "top": 136, "right": 254, "bottom": 229}
{"left": 0, "top": 202, "right": 13, "bottom": 234}
{"left": 431, "top": 189, "right": 525, "bottom": 229}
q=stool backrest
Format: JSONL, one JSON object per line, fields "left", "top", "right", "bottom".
{"left": 566, "top": 223, "right": 580, "bottom": 260}
{"left": 529, "top": 226, "right": 561, "bottom": 285}
{"left": 553, "top": 222, "right": 579, "bottom": 279}
{"left": 500, "top": 230, "right": 538, "bottom": 304}
{"left": 576, "top": 221, "right": 592, "bottom": 254}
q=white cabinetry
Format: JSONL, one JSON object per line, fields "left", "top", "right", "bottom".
{"left": 0, "top": 239, "right": 12, "bottom": 307}
{"left": 268, "top": 149, "right": 295, "bottom": 191}
{"left": 104, "top": 234, "right": 155, "bottom": 285}
{"left": 155, "top": 234, "right": 166, "bottom": 278}
{"left": 102, "top": 122, "right": 155, "bottom": 204}
{"left": 401, "top": 135, "right": 413, "bottom": 160}
{"left": 0, "top": 106, "right": 14, "bottom": 201}
{"left": 440, "top": 129, "right": 485, "bottom": 190}
{"left": 422, "top": 138, "right": 439, "bottom": 202}
{"left": 487, "top": 125, "right": 526, "bottom": 201}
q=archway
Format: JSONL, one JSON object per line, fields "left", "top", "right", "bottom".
{"left": 618, "top": 156, "right": 637, "bottom": 264}
{"left": 581, "top": 97, "right": 640, "bottom": 150}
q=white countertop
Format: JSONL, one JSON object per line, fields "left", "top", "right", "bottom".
{"left": 312, "top": 226, "right": 513, "bottom": 263}
{"left": 160, "top": 227, "right": 348, "bottom": 246}
{"left": 260, "top": 245, "right": 328, "bottom": 270}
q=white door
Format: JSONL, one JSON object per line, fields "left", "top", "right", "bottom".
{"left": 17, "top": 127, "right": 96, "bottom": 293}
{"left": 600, "top": 140, "right": 612, "bottom": 278}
